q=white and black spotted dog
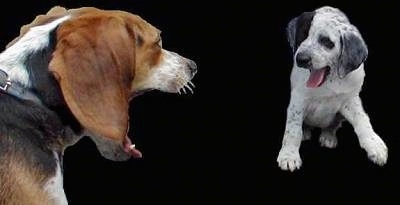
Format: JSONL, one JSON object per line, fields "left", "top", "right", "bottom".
{"left": 277, "top": 6, "right": 387, "bottom": 171}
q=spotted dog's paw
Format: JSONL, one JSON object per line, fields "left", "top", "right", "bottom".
{"left": 359, "top": 133, "right": 388, "bottom": 166}
{"left": 319, "top": 131, "right": 338, "bottom": 148}
{"left": 277, "top": 147, "right": 302, "bottom": 171}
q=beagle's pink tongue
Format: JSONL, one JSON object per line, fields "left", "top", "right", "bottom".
{"left": 306, "top": 69, "right": 326, "bottom": 88}
{"left": 123, "top": 136, "right": 142, "bottom": 158}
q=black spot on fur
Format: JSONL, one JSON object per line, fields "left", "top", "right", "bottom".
{"left": 25, "top": 28, "right": 61, "bottom": 107}
{"left": 287, "top": 11, "right": 316, "bottom": 53}
{"left": 24, "top": 27, "right": 82, "bottom": 133}
{"left": 0, "top": 95, "right": 65, "bottom": 178}
{"left": 318, "top": 35, "right": 335, "bottom": 49}
{"left": 338, "top": 32, "right": 368, "bottom": 78}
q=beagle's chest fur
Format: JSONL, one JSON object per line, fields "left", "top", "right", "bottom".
{"left": 0, "top": 6, "right": 197, "bottom": 204}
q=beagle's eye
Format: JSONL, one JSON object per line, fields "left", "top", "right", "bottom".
{"left": 318, "top": 35, "right": 335, "bottom": 49}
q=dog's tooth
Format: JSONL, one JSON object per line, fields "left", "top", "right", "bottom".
{"left": 130, "top": 144, "right": 135, "bottom": 149}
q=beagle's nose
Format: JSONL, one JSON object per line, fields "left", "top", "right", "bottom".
{"left": 296, "top": 52, "right": 312, "bottom": 68}
{"left": 187, "top": 59, "right": 197, "bottom": 75}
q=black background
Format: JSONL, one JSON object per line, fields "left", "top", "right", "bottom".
{"left": 1, "top": 0, "right": 398, "bottom": 204}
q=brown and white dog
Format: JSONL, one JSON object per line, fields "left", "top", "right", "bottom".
{"left": 0, "top": 6, "right": 197, "bottom": 204}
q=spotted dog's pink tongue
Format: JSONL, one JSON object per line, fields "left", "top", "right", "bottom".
{"left": 306, "top": 68, "right": 327, "bottom": 88}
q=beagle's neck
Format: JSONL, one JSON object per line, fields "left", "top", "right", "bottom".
{"left": 0, "top": 16, "right": 70, "bottom": 88}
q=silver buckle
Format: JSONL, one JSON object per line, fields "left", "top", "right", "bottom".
{"left": 0, "top": 70, "right": 11, "bottom": 92}
{"left": 0, "top": 80, "right": 11, "bottom": 91}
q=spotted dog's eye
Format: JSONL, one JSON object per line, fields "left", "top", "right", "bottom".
{"left": 318, "top": 35, "right": 335, "bottom": 49}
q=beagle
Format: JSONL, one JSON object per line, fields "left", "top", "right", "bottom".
{"left": 0, "top": 6, "right": 197, "bottom": 204}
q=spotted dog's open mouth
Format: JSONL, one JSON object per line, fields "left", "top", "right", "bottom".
{"left": 306, "top": 66, "right": 330, "bottom": 88}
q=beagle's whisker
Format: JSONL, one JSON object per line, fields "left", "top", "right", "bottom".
{"left": 188, "top": 81, "right": 195, "bottom": 88}
{"left": 184, "top": 84, "right": 193, "bottom": 94}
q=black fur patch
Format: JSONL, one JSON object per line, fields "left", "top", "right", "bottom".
{"left": 24, "top": 27, "right": 82, "bottom": 134}
{"left": 338, "top": 32, "right": 368, "bottom": 78}
{"left": 0, "top": 95, "right": 65, "bottom": 178}
{"left": 25, "top": 28, "right": 61, "bottom": 107}
{"left": 287, "top": 11, "right": 315, "bottom": 53}
{"left": 294, "top": 12, "right": 315, "bottom": 50}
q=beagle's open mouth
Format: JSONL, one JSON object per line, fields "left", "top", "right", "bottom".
{"left": 306, "top": 66, "right": 330, "bottom": 88}
{"left": 123, "top": 136, "right": 142, "bottom": 158}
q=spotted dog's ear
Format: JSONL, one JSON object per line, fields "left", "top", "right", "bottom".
{"left": 49, "top": 13, "right": 136, "bottom": 142}
{"left": 338, "top": 30, "right": 368, "bottom": 78}
{"left": 286, "top": 11, "right": 315, "bottom": 54}
{"left": 286, "top": 16, "right": 298, "bottom": 53}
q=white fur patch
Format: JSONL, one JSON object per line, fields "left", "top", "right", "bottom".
{"left": 135, "top": 49, "right": 195, "bottom": 94}
{"left": 0, "top": 15, "right": 70, "bottom": 87}
{"left": 44, "top": 153, "right": 68, "bottom": 205}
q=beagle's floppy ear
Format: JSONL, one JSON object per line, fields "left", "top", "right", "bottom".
{"left": 49, "top": 14, "right": 136, "bottom": 142}
{"left": 338, "top": 30, "right": 368, "bottom": 78}
{"left": 286, "top": 11, "right": 315, "bottom": 54}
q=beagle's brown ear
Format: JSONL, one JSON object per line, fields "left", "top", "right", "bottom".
{"left": 49, "top": 13, "right": 135, "bottom": 142}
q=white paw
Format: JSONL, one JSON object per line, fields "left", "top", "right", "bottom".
{"left": 277, "top": 147, "right": 302, "bottom": 171}
{"left": 319, "top": 132, "right": 337, "bottom": 148}
{"left": 360, "top": 134, "right": 388, "bottom": 166}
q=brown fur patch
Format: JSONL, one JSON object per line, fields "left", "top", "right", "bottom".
{"left": 0, "top": 153, "right": 51, "bottom": 205}
{"left": 49, "top": 10, "right": 136, "bottom": 141}
{"left": 48, "top": 7, "right": 163, "bottom": 142}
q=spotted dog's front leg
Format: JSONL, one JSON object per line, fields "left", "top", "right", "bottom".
{"left": 277, "top": 95, "right": 305, "bottom": 171}
{"left": 340, "top": 96, "right": 388, "bottom": 165}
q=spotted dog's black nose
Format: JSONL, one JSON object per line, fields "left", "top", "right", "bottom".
{"left": 187, "top": 59, "right": 197, "bottom": 75}
{"left": 296, "top": 52, "right": 312, "bottom": 68}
